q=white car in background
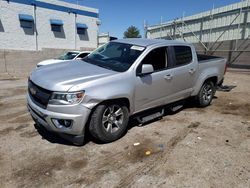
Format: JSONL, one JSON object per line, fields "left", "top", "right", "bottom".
{"left": 37, "top": 51, "right": 91, "bottom": 67}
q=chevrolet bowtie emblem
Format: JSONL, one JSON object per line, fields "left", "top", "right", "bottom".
{"left": 30, "top": 87, "right": 36, "bottom": 95}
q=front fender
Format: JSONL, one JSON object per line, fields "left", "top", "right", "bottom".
{"left": 77, "top": 74, "right": 135, "bottom": 113}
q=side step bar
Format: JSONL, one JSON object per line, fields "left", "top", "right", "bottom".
{"left": 136, "top": 109, "right": 165, "bottom": 124}
{"left": 135, "top": 101, "right": 185, "bottom": 125}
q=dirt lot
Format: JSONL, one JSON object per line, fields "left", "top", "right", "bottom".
{"left": 0, "top": 70, "right": 249, "bottom": 188}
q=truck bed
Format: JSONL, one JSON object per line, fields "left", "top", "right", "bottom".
{"left": 197, "top": 54, "right": 224, "bottom": 63}
{"left": 197, "top": 54, "right": 227, "bottom": 85}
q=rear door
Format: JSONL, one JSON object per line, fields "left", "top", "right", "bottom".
{"left": 165, "top": 45, "right": 198, "bottom": 101}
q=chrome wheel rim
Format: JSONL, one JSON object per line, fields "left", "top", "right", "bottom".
{"left": 102, "top": 105, "right": 124, "bottom": 133}
{"left": 202, "top": 84, "right": 213, "bottom": 103}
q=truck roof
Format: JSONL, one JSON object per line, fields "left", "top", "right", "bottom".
{"left": 113, "top": 38, "right": 189, "bottom": 47}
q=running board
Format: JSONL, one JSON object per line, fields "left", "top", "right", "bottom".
{"left": 170, "top": 104, "right": 183, "bottom": 112}
{"left": 136, "top": 109, "right": 165, "bottom": 124}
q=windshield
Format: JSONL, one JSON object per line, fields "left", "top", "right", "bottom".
{"left": 83, "top": 42, "right": 145, "bottom": 72}
{"left": 57, "top": 52, "right": 79, "bottom": 60}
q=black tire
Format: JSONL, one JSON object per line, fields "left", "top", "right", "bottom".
{"left": 89, "top": 102, "right": 129, "bottom": 143}
{"left": 196, "top": 81, "right": 215, "bottom": 107}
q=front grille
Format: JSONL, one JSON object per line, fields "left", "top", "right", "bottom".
{"left": 28, "top": 104, "right": 46, "bottom": 122}
{"left": 28, "top": 80, "right": 52, "bottom": 109}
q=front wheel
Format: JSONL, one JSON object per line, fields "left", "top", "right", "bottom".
{"left": 196, "top": 81, "right": 215, "bottom": 107}
{"left": 89, "top": 102, "right": 129, "bottom": 143}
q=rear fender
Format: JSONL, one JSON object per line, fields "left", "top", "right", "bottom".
{"left": 191, "top": 71, "right": 218, "bottom": 96}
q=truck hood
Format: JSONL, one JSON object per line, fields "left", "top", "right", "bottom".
{"left": 30, "top": 60, "right": 116, "bottom": 91}
{"left": 37, "top": 59, "right": 68, "bottom": 66}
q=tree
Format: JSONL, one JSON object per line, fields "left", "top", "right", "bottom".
{"left": 123, "top": 26, "right": 141, "bottom": 38}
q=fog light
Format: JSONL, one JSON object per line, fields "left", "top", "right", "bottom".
{"left": 52, "top": 119, "right": 72, "bottom": 128}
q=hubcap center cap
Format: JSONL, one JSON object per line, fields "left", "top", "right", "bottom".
{"left": 109, "top": 114, "right": 116, "bottom": 122}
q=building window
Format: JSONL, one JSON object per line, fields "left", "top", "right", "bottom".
{"left": 51, "top": 25, "right": 61, "bottom": 32}
{"left": 19, "top": 14, "right": 34, "bottom": 28}
{"left": 76, "top": 23, "right": 88, "bottom": 34}
{"left": 50, "top": 19, "right": 63, "bottom": 32}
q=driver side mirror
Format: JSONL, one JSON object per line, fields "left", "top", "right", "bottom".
{"left": 138, "top": 64, "right": 154, "bottom": 76}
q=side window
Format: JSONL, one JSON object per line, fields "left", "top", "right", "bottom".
{"left": 173, "top": 46, "right": 192, "bottom": 66}
{"left": 77, "top": 53, "right": 89, "bottom": 58}
{"left": 140, "top": 47, "right": 167, "bottom": 72}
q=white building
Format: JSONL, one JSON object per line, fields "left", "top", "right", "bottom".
{"left": 0, "top": 0, "right": 100, "bottom": 50}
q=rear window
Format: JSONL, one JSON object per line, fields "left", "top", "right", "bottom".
{"left": 173, "top": 46, "right": 192, "bottom": 66}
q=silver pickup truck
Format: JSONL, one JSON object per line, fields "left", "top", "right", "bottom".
{"left": 27, "top": 39, "right": 227, "bottom": 144}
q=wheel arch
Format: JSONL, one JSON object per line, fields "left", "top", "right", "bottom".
{"left": 87, "top": 98, "right": 130, "bottom": 143}
{"left": 103, "top": 98, "right": 130, "bottom": 110}
{"left": 205, "top": 76, "right": 218, "bottom": 86}
{"left": 192, "top": 75, "right": 218, "bottom": 96}
{"left": 90, "top": 98, "right": 131, "bottom": 113}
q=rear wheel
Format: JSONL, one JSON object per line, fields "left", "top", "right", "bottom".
{"left": 89, "top": 102, "right": 129, "bottom": 143}
{"left": 196, "top": 81, "right": 215, "bottom": 107}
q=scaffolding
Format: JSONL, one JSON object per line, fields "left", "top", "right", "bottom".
{"left": 146, "top": 0, "right": 250, "bottom": 67}
{"left": 146, "top": 0, "right": 249, "bottom": 53}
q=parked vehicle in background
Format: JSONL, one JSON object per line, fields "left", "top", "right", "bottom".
{"left": 27, "top": 39, "right": 227, "bottom": 145}
{"left": 37, "top": 51, "right": 91, "bottom": 67}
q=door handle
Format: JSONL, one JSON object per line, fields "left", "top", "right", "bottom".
{"left": 164, "top": 74, "right": 173, "bottom": 80}
{"left": 189, "top": 68, "right": 196, "bottom": 74}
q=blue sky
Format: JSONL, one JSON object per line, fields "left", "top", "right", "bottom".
{"left": 62, "top": 0, "right": 241, "bottom": 38}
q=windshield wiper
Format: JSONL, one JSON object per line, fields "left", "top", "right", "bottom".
{"left": 82, "top": 57, "right": 115, "bottom": 71}
{"left": 81, "top": 57, "right": 93, "bottom": 63}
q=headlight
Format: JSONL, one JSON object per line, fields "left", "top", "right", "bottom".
{"left": 49, "top": 91, "right": 85, "bottom": 105}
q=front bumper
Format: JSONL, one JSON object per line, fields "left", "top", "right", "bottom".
{"left": 27, "top": 93, "right": 91, "bottom": 137}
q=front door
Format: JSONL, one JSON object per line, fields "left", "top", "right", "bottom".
{"left": 134, "top": 46, "right": 174, "bottom": 112}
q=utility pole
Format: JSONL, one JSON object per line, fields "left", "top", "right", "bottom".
{"left": 235, "top": 0, "right": 244, "bottom": 51}
{"left": 74, "top": 13, "right": 77, "bottom": 49}
{"left": 160, "top": 16, "right": 163, "bottom": 39}
{"left": 33, "top": 4, "right": 38, "bottom": 51}
{"left": 182, "top": 11, "right": 185, "bottom": 41}
{"left": 173, "top": 19, "right": 176, "bottom": 40}
{"left": 208, "top": 4, "right": 214, "bottom": 51}
{"left": 75, "top": 0, "right": 78, "bottom": 49}
{"left": 144, "top": 20, "right": 148, "bottom": 39}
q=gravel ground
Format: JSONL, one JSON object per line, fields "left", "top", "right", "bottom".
{"left": 0, "top": 69, "right": 249, "bottom": 188}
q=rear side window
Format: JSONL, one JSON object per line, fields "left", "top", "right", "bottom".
{"left": 173, "top": 46, "right": 192, "bottom": 66}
